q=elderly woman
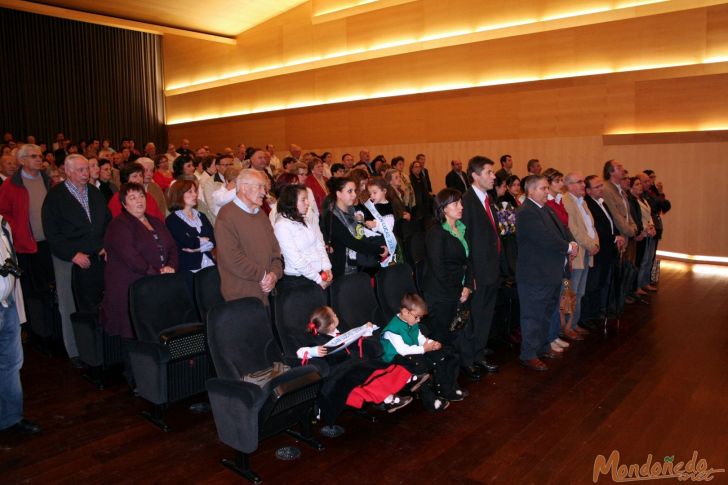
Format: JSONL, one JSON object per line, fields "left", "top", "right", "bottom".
{"left": 322, "top": 177, "right": 389, "bottom": 278}
{"left": 96, "top": 159, "right": 117, "bottom": 202}
{"left": 273, "top": 184, "right": 332, "bottom": 291}
{"left": 423, "top": 188, "right": 473, "bottom": 345}
{"left": 305, "top": 157, "right": 329, "bottom": 212}
{"left": 409, "top": 160, "right": 431, "bottom": 224}
{"left": 100, "top": 182, "right": 177, "bottom": 386}
{"left": 165, "top": 179, "right": 215, "bottom": 273}
{"left": 107, "top": 162, "right": 164, "bottom": 220}
{"left": 171, "top": 155, "right": 195, "bottom": 185}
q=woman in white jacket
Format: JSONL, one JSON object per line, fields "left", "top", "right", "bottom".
{"left": 273, "top": 185, "right": 332, "bottom": 292}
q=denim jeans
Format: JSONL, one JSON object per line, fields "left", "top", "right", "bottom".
{"left": 569, "top": 266, "right": 589, "bottom": 330}
{"left": 0, "top": 297, "right": 23, "bottom": 430}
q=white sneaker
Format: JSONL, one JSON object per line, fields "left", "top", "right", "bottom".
{"left": 554, "top": 338, "right": 570, "bottom": 349}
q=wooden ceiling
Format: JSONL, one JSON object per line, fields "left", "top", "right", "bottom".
{"left": 7, "top": 0, "right": 310, "bottom": 37}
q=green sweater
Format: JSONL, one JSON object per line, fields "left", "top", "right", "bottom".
{"left": 380, "top": 315, "right": 421, "bottom": 363}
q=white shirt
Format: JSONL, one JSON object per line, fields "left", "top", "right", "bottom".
{"left": 210, "top": 185, "right": 236, "bottom": 216}
{"left": 273, "top": 216, "right": 331, "bottom": 284}
{"left": 382, "top": 317, "right": 427, "bottom": 356}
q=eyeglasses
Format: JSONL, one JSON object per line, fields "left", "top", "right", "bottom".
{"left": 242, "top": 182, "right": 267, "bottom": 191}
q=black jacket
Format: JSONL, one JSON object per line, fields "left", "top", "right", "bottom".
{"left": 445, "top": 170, "right": 469, "bottom": 194}
{"left": 423, "top": 224, "right": 473, "bottom": 302}
{"left": 322, "top": 210, "right": 385, "bottom": 279}
{"left": 585, "top": 195, "right": 619, "bottom": 264}
{"left": 461, "top": 188, "right": 500, "bottom": 288}
{"left": 515, "top": 199, "right": 571, "bottom": 287}
{"left": 165, "top": 211, "right": 216, "bottom": 272}
{"left": 42, "top": 182, "right": 111, "bottom": 261}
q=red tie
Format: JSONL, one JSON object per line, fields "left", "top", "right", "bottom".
{"left": 484, "top": 195, "right": 501, "bottom": 253}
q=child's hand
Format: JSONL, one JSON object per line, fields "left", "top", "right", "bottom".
{"left": 403, "top": 212, "right": 411, "bottom": 221}
{"left": 317, "top": 346, "right": 328, "bottom": 356}
{"left": 365, "top": 220, "right": 377, "bottom": 229}
{"left": 423, "top": 340, "right": 437, "bottom": 352}
{"left": 365, "top": 322, "right": 373, "bottom": 328}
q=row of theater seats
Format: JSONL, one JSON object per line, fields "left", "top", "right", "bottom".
{"left": 69, "top": 263, "right": 421, "bottom": 483}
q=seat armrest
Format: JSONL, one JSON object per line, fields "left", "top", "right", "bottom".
{"left": 207, "top": 377, "right": 265, "bottom": 405}
{"left": 158, "top": 322, "right": 205, "bottom": 343}
{"left": 271, "top": 368, "right": 321, "bottom": 398}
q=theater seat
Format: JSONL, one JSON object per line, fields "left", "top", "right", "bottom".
{"left": 375, "top": 263, "right": 417, "bottom": 323}
{"left": 126, "top": 273, "right": 214, "bottom": 431}
{"left": 329, "top": 272, "right": 384, "bottom": 331}
{"left": 273, "top": 284, "right": 328, "bottom": 372}
{"left": 193, "top": 266, "right": 224, "bottom": 324}
{"left": 70, "top": 260, "right": 122, "bottom": 389}
{"left": 206, "top": 298, "right": 323, "bottom": 483}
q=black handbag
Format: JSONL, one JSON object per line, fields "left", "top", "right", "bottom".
{"left": 449, "top": 301, "right": 471, "bottom": 332}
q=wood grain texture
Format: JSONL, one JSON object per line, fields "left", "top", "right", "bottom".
{"left": 2, "top": 263, "right": 727, "bottom": 483}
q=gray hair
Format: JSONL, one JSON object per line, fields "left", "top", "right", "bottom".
{"left": 523, "top": 174, "right": 546, "bottom": 196}
{"left": 64, "top": 154, "right": 88, "bottom": 174}
{"left": 16, "top": 143, "right": 40, "bottom": 160}
{"left": 235, "top": 168, "right": 265, "bottom": 192}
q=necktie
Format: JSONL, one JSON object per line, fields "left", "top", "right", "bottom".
{"left": 484, "top": 195, "right": 501, "bottom": 253}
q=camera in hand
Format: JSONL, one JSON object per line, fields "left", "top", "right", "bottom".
{"left": 0, "top": 258, "right": 22, "bottom": 278}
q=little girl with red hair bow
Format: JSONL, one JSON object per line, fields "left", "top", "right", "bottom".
{"left": 294, "top": 306, "right": 414, "bottom": 435}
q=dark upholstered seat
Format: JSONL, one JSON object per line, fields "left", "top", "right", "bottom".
{"left": 126, "top": 273, "right": 213, "bottom": 431}
{"left": 193, "top": 265, "right": 223, "bottom": 324}
{"left": 70, "top": 260, "right": 122, "bottom": 388}
{"left": 374, "top": 263, "right": 417, "bottom": 323}
{"left": 206, "top": 297, "right": 323, "bottom": 483}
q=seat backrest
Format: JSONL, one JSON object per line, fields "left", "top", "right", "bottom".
{"left": 273, "top": 284, "right": 327, "bottom": 360}
{"left": 193, "top": 266, "right": 224, "bottom": 323}
{"left": 71, "top": 259, "right": 105, "bottom": 313}
{"left": 207, "top": 298, "right": 282, "bottom": 380}
{"left": 329, "top": 271, "right": 381, "bottom": 330}
{"left": 129, "top": 273, "right": 199, "bottom": 342}
{"left": 375, "top": 263, "right": 417, "bottom": 322}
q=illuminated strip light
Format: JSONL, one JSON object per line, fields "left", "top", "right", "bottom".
{"left": 314, "top": 0, "right": 379, "bottom": 17}
{"left": 166, "top": 0, "right": 670, "bottom": 92}
{"left": 657, "top": 250, "right": 728, "bottom": 265}
{"left": 541, "top": 7, "right": 612, "bottom": 22}
{"left": 167, "top": 55, "right": 728, "bottom": 124}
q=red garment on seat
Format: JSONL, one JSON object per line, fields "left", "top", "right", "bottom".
{"left": 345, "top": 364, "right": 411, "bottom": 408}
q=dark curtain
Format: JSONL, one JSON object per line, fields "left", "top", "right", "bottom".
{"left": 0, "top": 8, "right": 166, "bottom": 151}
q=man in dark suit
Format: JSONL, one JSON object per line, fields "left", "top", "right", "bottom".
{"left": 416, "top": 153, "right": 433, "bottom": 195}
{"left": 495, "top": 154, "right": 514, "bottom": 181}
{"left": 459, "top": 156, "right": 500, "bottom": 380}
{"left": 42, "top": 154, "right": 111, "bottom": 367}
{"left": 581, "top": 175, "right": 626, "bottom": 326}
{"left": 445, "top": 159, "right": 470, "bottom": 194}
{"left": 516, "top": 175, "right": 578, "bottom": 371}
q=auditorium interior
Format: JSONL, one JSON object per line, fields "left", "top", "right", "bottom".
{"left": 1, "top": 0, "right": 727, "bottom": 483}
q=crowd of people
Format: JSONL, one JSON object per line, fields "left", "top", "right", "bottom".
{"left": 0, "top": 131, "right": 670, "bottom": 439}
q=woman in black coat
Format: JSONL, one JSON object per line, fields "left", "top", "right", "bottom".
{"left": 321, "top": 176, "right": 388, "bottom": 279}
{"left": 422, "top": 188, "right": 473, "bottom": 345}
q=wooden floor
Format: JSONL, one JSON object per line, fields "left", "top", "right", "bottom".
{"left": 2, "top": 261, "right": 727, "bottom": 484}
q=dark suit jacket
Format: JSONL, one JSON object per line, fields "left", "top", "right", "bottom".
{"left": 422, "top": 168, "right": 433, "bottom": 194}
{"left": 42, "top": 182, "right": 111, "bottom": 261}
{"left": 461, "top": 188, "right": 500, "bottom": 288}
{"left": 515, "top": 198, "right": 571, "bottom": 287}
{"left": 423, "top": 224, "right": 473, "bottom": 302}
{"left": 445, "top": 170, "right": 469, "bottom": 194}
{"left": 585, "top": 195, "right": 619, "bottom": 265}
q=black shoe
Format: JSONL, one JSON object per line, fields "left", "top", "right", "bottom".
{"left": 5, "top": 419, "right": 41, "bottom": 435}
{"left": 579, "top": 320, "right": 599, "bottom": 330}
{"left": 439, "top": 389, "right": 465, "bottom": 402}
{"left": 474, "top": 360, "right": 499, "bottom": 373}
{"left": 70, "top": 357, "right": 84, "bottom": 369}
{"left": 460, "top": 365, "right": 481, "bottom": 381}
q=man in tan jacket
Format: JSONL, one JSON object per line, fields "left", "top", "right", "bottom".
{"left": 562, "top": 172, "right": 599, "bottom": 335}
{"left": 214, "top": 169, "right": 283, "bottom": 306}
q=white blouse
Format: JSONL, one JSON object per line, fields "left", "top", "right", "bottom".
{"left": 273, "top": 216, "right": 331, "bottom": 285}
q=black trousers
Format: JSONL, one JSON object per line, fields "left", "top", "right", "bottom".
{"left": 456, "top": 283, "right": 497, "bottom": 367}
{"left": 392, "top": 349, "right": 459, "bottom": 397}
{"left": 16, "top": 241, "right": 56, "bottom": 338}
